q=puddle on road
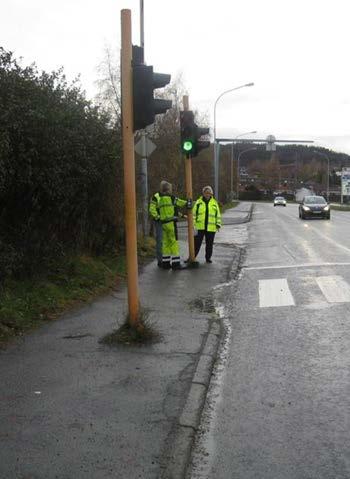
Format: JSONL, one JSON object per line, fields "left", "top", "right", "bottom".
{"left": 189, "top": 297, "right": 216, "bottom": 314}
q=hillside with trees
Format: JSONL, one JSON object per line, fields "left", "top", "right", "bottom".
{"left": 215, "top": 143, "right": 350, "bottom": 202}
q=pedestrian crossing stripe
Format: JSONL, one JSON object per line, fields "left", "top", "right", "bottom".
{"left": 259, "top": 279, "right": 295, "bottom": 308}
{"left": 258, "top": 276, "right": 350, "bottom": 308}
{"left": 315, "top": 275, "right": 350, "bottom": 303}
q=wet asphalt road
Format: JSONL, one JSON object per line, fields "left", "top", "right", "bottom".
{"left": 189, "top": 202, "right": 350, "bottom": 479}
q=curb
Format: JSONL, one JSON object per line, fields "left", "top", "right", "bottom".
{"left": 234, "top": 202, "right": 254, "bottom": 224}
{"left": 221, "top": 203, "right": 254, "bottom": 226}
{"left": 161, "top": 321, "right": 221, "bottom": 479}
{"left": 162, "top": 208, "right": 253, "bottom": 479}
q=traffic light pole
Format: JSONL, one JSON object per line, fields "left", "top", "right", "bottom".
{"left": 121, "top": 9, "right": 140, "bottom": 327}
{"left": 183, "top": 96, "right": 196, "bottom": 263}
{"left": 139, "top": 0, "right": 148, "bottom": 237}
{"left": 140, "top": 133, "right": 149, "bottom": 237}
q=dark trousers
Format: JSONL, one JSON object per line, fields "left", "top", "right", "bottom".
{"left": 194, "top": 230, "right": 215, "bottom": 261}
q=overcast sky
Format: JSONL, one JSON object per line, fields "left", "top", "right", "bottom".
{"left": 1, "top": 0, "right": 350, "bottom": 153}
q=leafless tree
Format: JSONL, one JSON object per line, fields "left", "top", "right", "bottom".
{"left": 94, "top": 46, "right": 121, "bottom": 127}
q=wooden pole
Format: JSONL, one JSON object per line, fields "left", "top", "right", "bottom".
{"left": 183, "top": 95, "right": 196, "bottom": 263}
{"left": 121, "top": 9, "right": 140, "bottom": 326}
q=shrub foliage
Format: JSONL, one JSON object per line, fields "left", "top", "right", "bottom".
{"left": 0, "top": 48, "right": 123, "bottom": 280}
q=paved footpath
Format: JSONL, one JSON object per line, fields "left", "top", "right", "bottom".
{"left": 0, "top": 203, "right": 252, "bottom": 479}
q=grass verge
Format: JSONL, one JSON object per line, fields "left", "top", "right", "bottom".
{"left": 100, "top": 309, "right": 162, "bottom": 346}
{"left": 330, "top": 204, "right": 350, "bottom": 211}
{"left": 0, "top": 237, "right": 156, "bottom": 345}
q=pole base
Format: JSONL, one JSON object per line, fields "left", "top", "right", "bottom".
{"left": 185, "top": 260, "right": 200, "bottom": 269}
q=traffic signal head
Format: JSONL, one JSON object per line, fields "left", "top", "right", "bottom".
{"left": 180, "top": 110, "right": 195, "bottom": 156}
{"left": 132, "top": 46, "right": 172, "bottom": 131}
{"left": 180, "top": 110, "right": 210, "bottom": 158}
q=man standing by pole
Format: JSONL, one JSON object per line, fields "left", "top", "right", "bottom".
{"left": 158, "top": 181, "right": 189, "bottom": 269}
{"left": 149, "top": 181, "right": 168, "bottom": 267}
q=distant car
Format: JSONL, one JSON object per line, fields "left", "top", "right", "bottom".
{"left": 299, "top": 195, "right": 330, "bottom": 219}
{"left": 274, "top": 196, "right": 287, "bottom": 207}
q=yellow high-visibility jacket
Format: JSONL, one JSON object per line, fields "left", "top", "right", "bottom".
{"left": 149, "top": 192, "right": 161, "bottom": 220}
{"left": 159, "top": 195, "right": 187, "bottom": 224}
{"left": 194, "top": 196, "right": 221, "bottom": 232}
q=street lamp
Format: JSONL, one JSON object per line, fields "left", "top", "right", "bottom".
{"left": 231, "top": 131, "right": 257, "bottom": 197}
{"left": 213, "top": 82, "right": 254, "bottom": 199}
{"left": 237, "top": 147, "right": 257, "bottom": 200}
{"left": 313, "top": 150, "right": 330, "bottom": 201}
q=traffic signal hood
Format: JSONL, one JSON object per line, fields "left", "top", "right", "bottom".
{"left": 132, "top": 46, "right": 172, "bottom": 132}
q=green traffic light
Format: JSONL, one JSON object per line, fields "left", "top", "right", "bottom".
{"left": 183, "top": 140, "right": 193, "bottom": 152}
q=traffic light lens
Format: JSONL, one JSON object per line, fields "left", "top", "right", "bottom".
{"left": 183, "top": 141, "right": 193, "bottom": 152}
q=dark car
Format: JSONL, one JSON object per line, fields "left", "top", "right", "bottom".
{"left": 299, "top": 195, "right": 330, "bottom": 220}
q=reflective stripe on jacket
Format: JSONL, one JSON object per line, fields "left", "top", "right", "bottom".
{"left": 194, "top": 196, "right": 221, "bottom": 232}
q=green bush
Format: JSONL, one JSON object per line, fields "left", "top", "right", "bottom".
{"left": 0, "top": 48, "right": 124, "bottom": 280}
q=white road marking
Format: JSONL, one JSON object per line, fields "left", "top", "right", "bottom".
{"left": 259, "top": 278, "right": 295, "bottom": 308}
{"left": 244, "top": 262, "right": 350, "bottom": 271}
{"left": 316, "top": 275, "right": 350, "bottom": 303}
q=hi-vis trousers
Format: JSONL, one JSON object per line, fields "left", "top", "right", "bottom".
{"left": 161, "top": 221, "right": 180, "bottom": 268}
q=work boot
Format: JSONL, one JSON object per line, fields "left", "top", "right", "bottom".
{"left": 206, "top": 259, "right": 212, "bottom": 263}
{"left": 171, "top": 263, "right": 185, "bottom": 270}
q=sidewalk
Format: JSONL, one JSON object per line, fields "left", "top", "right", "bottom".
{"left": 0, "top": 203, "right": 252, "bottom": 479}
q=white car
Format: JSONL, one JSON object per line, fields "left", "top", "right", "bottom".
{"left": 274, "top": 196, "right": 287, "bottom": 207}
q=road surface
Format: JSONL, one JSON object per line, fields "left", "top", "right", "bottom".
{"left": 189, "top": 202, "right": 350, "bottom": 479}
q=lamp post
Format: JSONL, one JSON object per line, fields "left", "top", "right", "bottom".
{"left": 237, "top": 147, "right": 257, "bottom": 200}
{"left": 313, "top": 150, "right": 330, "bottom": 201}
{"left": 231, "top": 131, "right": 257, "bottom": 198}
{"left": 213, "top": 82, "right": 254, "bottom": 199}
